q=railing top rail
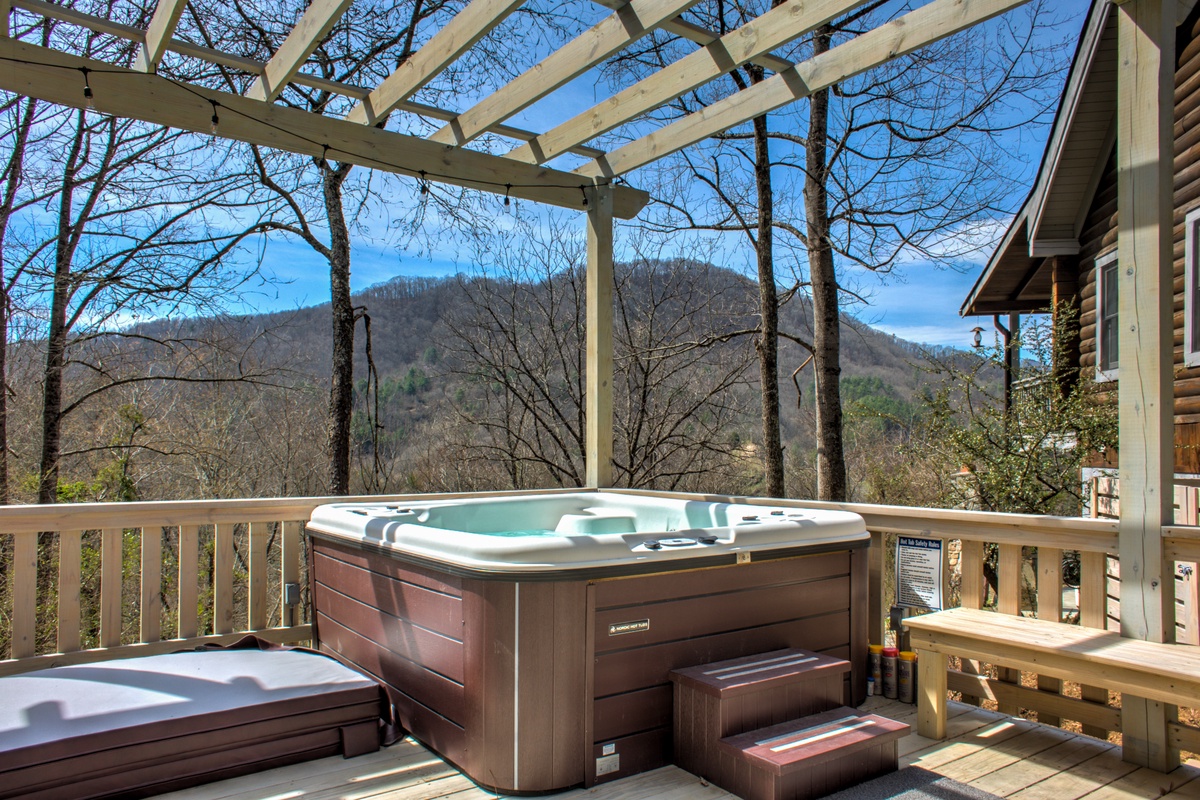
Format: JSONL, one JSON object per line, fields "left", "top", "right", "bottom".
{"left": 0, "top": 487, "right": 579, "bottom": 533}
{"left": 608, "top": 489, "right": 1120, "bottom": 552}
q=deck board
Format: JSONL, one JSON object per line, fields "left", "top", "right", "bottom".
{"left": 151, "top": 698, "right": 1196, "bottom": 800}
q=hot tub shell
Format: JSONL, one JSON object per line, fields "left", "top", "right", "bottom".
{"left": 307, "top": 492, "right": 870, "bottom": 794}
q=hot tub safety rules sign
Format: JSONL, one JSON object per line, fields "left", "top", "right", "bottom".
{"left": 895, "top": 537, "right": 943, "bottom": 610}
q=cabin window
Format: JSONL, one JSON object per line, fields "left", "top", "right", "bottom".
{"left": 1186, "top": 208, "right": 1200, "bottom": 367}
{"left": 1096, "top": 250, "right": 1119, "bottom": 382}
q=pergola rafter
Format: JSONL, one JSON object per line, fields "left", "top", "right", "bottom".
{"left": 345, "top": 0, "right": 524, "bottom": 126}
{"left": 245, "top": 0, "right": 354, "bottom": 102}
{"left": 133, "top": 0, "right": 185, "bottom": 72}
{"left": 427, "top": 0, "right": 704, "bottom": 147}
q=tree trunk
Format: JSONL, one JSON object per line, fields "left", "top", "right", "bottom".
{"left": 751, "top": 97, "right": 784, "bottom": 497}
{"left": 323, "top": 163, "right": 354, "bottom": 495}
{"left": 38, "top": 209, "right": 73, "bottom": 504}
{"left": 37, "top": 115, "right": 86, "bottom": 505}
{"left": 804, "top": 25, "right": 847, "bottom": 502}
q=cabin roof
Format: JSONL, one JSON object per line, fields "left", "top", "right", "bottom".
{"left": 962, "top": 0, "right": 1119, "bottom": 317}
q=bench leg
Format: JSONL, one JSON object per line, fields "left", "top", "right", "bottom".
{"left": 916, "top": 648, "right": 946, "bottom": 740}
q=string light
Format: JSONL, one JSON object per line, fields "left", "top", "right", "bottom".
{"left": 80, "top": 67, "right": 94, "bottom": 109}
{"left": 15, "top": 56, "right": 621, "bottom": 205}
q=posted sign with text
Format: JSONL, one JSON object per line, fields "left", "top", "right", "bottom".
{"left": 896, "top": 536, "right": 943, "bottom": 610}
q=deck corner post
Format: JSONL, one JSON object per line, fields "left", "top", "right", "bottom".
{"left": 585, "top": 184, "right": 614, "bottom": 488}
{"left": 1116, "top": 0, "right": 1180, "bottom": 771}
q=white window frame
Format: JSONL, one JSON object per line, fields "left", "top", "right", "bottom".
{"left": 1095, "top": 249, "right": 1119, "bottom": 383}
{"left": 1185, "top": 207, "right": 1200, "bottom": 367}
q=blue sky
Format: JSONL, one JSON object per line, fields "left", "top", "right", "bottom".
{"left": 237, "top": 0, "right": 1093, "bottom": 352}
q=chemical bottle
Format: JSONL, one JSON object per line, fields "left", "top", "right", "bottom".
{"left": 882, "top": 645, "right": 899, "bottom": 699}
{"left": 898, "top": 651, "right": 917, "bottom": 703}
{"left": 868, "top": 643, "right": 883, "bottom": 689}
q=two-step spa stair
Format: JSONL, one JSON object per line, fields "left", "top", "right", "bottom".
{"left": 669, "top": 648, "right": 908, "bottom": 800}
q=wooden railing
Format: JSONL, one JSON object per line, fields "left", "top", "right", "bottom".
{"left": 3, "top": 486, "right": 1199, "bottom": 753}
{"left": 0, "top": 489, "right": 566, "bottom": 676}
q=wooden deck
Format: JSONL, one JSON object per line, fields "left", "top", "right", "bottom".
{"left": 154, "top": 698, "right": 1200, "bottom": 800}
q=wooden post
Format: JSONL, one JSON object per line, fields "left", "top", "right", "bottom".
{"left": 1037, "top": 546, "right": 1064, "bottom": 726}
{"left": 868, "top": 530, "right": 884, "bottom": 647}
{"left": 996, "top": 543, "right": 1022, "bottom": 715}
{"left": 585, "top": 185, "right": 614, "bottom": 488}
{"left": 1115, "top": 0, "right": 1178, "bottom": 771}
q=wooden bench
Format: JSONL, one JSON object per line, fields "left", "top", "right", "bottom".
{"left": 902, "top": 607, "right": 1200, "bottom": 748}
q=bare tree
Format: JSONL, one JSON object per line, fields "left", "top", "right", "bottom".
{"left": 616, "top": 0, "right": 1066, "bottom": 500}
{"left": 439, "top": 217, "right": 757, "bottom": 492}
{"left": 183, "top": 0, "right": 552, "bottom": 494}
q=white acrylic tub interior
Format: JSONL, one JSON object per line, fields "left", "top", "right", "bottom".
{"left": 307, "top": 492, "right": 867, "bottom": 574}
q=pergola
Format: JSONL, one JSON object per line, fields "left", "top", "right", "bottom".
{"left": 0, "top": 0, "right": 1187, "bottom": 770}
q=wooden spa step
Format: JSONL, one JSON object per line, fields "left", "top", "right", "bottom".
{"left": 669, "top": 648, "right": 850, "bottom": 784}
{"left": 717, "top": 707, "right": 910, "bottom": 800}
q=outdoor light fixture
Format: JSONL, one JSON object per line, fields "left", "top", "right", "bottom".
{"left": 81, "top": 67, "right": 94, "bottom": 109}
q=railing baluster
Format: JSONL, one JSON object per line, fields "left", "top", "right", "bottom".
{"left": 1037, "top": 546, "right": 1064, "bottom": 726}
{"left": 1079, "top": 549, "right": 1110, "bottom": 738}
{"left": 956, "top": 538, "right": 986, "bottom": 706}
{"left": 960, "top": 539, "right": 985, "bottom": 609}
{"left": 996, "top": 543, "right": 1022, "bottom": 715}
{"left": 214, "top": 523, "right": 234, "bottom": 635}
{"left": 12, "top": 531, "right": 37, "bottom": 659}
{"left": 57, "top": 530, "right": 82, "bottom": 653}
{"left": 282, "top": 520, "right": 302, "bottom": 629}
{"left": 178, "top": 524, "right": 198, "bottom": 639}
{"left": 100, "top": 528, "right": 124, "bottom": 648}
{"left": 140, "top": 527, "right": 162, "bottom": 643}
{"left": 248, "top": 522, "right": 269, "bottom": 631}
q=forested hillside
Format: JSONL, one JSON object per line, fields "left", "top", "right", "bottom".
{"left": 2, "top": 261, "right": 963, "bottom": 505}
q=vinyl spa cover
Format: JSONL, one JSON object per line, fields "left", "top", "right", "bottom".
{"left": 0, "top": 640, "right": 391, "bottom": 800}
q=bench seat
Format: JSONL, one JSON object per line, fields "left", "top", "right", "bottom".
{"left": 903, "top": 607, "right": 1200, "bottom": 741}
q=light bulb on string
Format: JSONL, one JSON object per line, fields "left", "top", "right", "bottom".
{"left": 81, "top": 68, "right": 94, "bottom": 110}
{"left": 209, "top": 101, "right": 220, "bottom": 136}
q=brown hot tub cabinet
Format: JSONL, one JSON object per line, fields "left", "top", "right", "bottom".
{"left": 306, "top": 492, "right": 869, "bottom": 794}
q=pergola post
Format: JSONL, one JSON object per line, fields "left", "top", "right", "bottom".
{"left": 1115, "top": 0, "right": 1178, "bottom": 771}
{"left": 585, "top": 185, "right": 614, "bottom": 488}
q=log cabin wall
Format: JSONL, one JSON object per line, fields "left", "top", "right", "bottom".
{"left": 1078, "top": 14, "right": 1200, "bottom": 474}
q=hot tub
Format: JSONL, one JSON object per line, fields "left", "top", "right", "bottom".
{"left": 306, "top": 492, "right": 870, "bottom": 794}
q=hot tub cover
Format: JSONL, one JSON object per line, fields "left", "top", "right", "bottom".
{"left": 0, "top": 638, "right": 392, "bottom": 800}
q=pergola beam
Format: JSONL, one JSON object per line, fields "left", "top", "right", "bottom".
{"left": 0, "top": 38, "right": 648, "bottom": 217}
{"left": 508, "top": 0, "right": 865, "bottom": 165}
{"left": 134, "top": 0, "right": 186, "bottom": 73}
{"left": 575, "top": 0, "right": 1032, "bottom": 179}
{"left": 429, "top": 0, "right": 701, "bottom": 146}
{"left": 246, "top": 0, "right": 353, "bottom": 103}
{"left": 346, "top": 0, "right": 524, "bottom": 126}
{"left": 10, "top": 0, "right": 606, "bottom": 159}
